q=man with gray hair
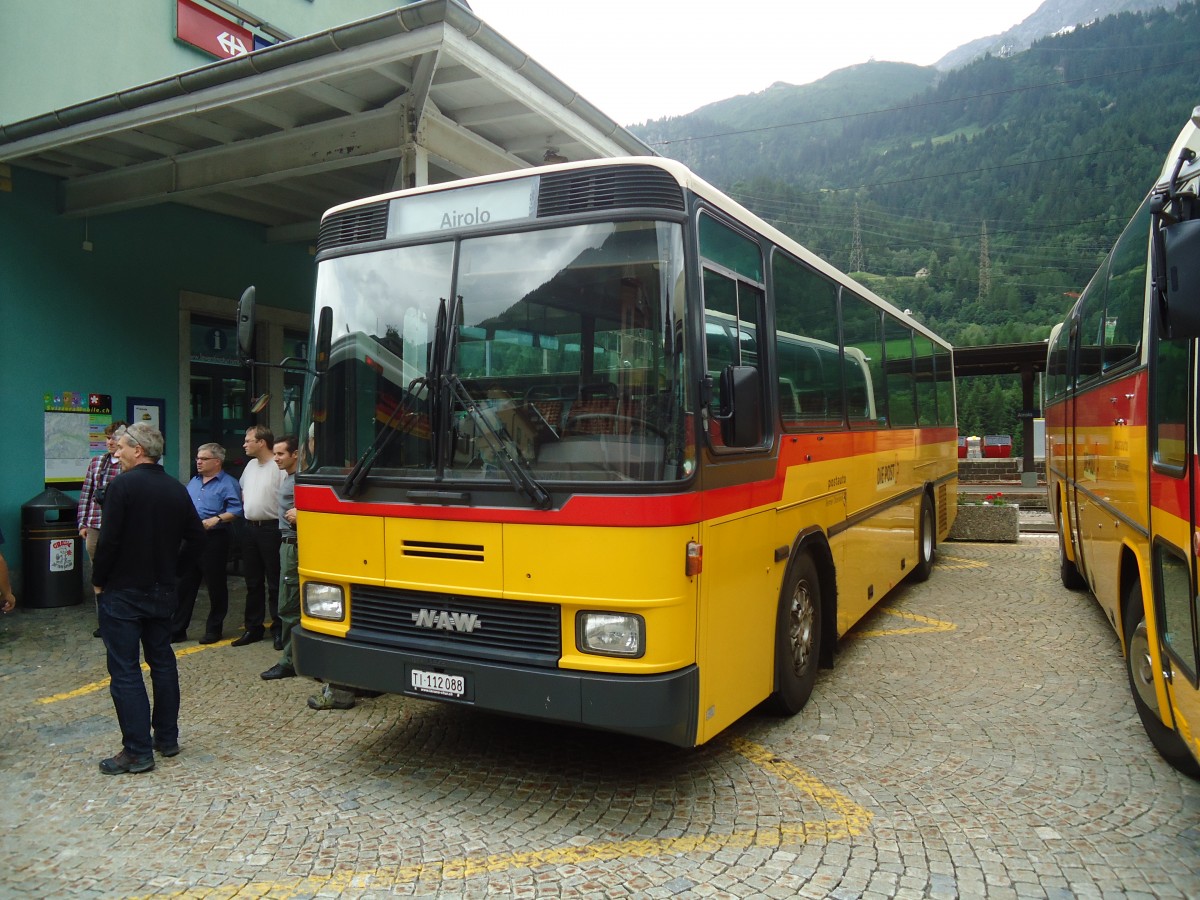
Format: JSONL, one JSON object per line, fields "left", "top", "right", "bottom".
{"left": 171, "top": 442, "right": 243, "bottom": 643}
{"left": 92, "top": 423, "right": 204, "bottom": 775}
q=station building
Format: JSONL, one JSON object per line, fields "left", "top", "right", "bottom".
{"left": 0, "top": 0, "right": 652, "bottom": 588}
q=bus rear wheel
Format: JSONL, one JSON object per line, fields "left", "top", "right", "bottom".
{"left": 769, "top": 552, "right": 822, "bottom": 716}
{"left": 910, "top": 495, "right": 935, "bottom": 583}
{"left": 1124, "top": 580, "right": 1200, "bottom": 778}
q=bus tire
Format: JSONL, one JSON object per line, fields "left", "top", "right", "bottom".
{"left": 1124, "top": 580, "right": 1200, "bottom": 778}
{"left": 910, "top": 494, "right": 936, "bottom": 583}
{"left": 1058, "top": 510, "right": 1086, "bottom": 590}
{"left": 769, "top": 552, "right": 822, "bottom": 716}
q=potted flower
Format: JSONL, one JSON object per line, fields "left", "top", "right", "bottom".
{"left": 949, "top": 492, "right": 1019, "bottom": 542}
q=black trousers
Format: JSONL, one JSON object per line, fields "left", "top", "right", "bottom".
{"left": 242, "top": 522, "right": 281, "bottom": 635}
{"left": 171, "top": 528, "right": 231, "bottom": 637}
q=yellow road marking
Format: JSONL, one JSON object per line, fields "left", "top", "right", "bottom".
{"left": 937, "top": 554, "right": 989, "bottom": 570}
{"left": 35, "top": 640, "right": 233, "bottom": 705}
{"left": 852, "top": 608, "right": 957, "bottom": 639}
{"left": 128, "top": 738, "right": 871, "bottom": 897}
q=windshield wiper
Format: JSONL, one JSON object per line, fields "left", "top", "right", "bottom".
{"left": 446, "top": 375, "right": 552, "bottom": 510}
{"left": 341, "top": 376, "right": 428, "bottom": 498}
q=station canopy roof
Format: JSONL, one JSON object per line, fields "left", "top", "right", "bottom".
{"left": 0, "top": 0, "right": 654, "bottom": 243}
{"left": 952, "top": 341, "right": 1049, "bottom": 377}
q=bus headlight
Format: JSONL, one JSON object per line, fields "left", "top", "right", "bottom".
{"left": 304, "top": 583, "right": 346, "bottom": 621}
{"left": 577, "top": 612, "right": 644, "bottom": 658}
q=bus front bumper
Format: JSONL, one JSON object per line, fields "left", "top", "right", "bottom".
{"left": 292, "top": 626, "right": 700, "bottom": 747}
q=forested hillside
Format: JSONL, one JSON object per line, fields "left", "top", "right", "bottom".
{"left": 632, "top": 1, "right": 1200, "bottom": 441}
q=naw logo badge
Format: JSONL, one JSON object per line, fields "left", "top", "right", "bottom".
{"left": 411, "top": 609, "right": 482, "bottom": 633}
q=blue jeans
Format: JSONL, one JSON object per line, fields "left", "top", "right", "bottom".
{"left": 98, "top": 586, "right": 180, "bottom": 757}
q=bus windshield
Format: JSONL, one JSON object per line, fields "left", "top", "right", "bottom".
{"left": 305, "top": 219, "right": 692, "bottom": 486}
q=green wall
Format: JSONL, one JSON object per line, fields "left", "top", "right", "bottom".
{"left": 0, "top": 166, "right": 315, "bottom": 586}
{"left": 0, "top": 0, "right": 410, "bottom": 125}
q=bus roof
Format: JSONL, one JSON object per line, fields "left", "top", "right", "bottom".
{"left": 323, "top": 156, "right": 953, "bottom": 352}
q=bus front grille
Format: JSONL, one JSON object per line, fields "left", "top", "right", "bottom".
{"left": 318, "top": 201, "right": 389, "bottom": 252}
{"left": 348, "top": 586, "right": 562, "bottom": 667}
{"left": 538, "top": 166, "right": 685, "bottom": 216}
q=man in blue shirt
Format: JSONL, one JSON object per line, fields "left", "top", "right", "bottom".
{"left": 170, "top": 443, "right": 243, "bottom": 643}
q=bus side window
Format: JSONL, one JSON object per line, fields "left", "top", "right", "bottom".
{"left": 914, "top": 335, "right": 938, "bottom": 426}
{"left": 700, "top": 213, "right": 767, "bottom": 448}
{"left": 1153, "top": 336, "right": 1189, "bottom": 470}
{"left": 772, "top": 251, "right": 842, "bottom": 429}
{"left": 841, "top": 291, "right": 885, "bottom": 427}
{"left": 1075, "top": 259, "right": 1109, "bottom": 385}
{"left": 934, "top": 344, "right": 954, "bottom": 425}
{"left": 1103, "top": 196, "right": 1153, "bottom": 372}
{"left": 884, "top": 313, "right": 916, "bottom": 427}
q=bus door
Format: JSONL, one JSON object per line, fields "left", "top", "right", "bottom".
{"left": 1065, "top": 310, "right": 1095, "bottom": 588}
{"left": 694, "top": 213, "right": 777, "bottom": 743}
{"left": 1148, "top": 334, "right": 1200, "bottom": 757}
{"left": 1068, "top": 265, "right": 1120, "bottom": 601}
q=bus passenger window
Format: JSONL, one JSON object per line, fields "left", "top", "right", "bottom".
{"left": 773, "top": 252, "right": 842, "bottom": 428}
{"left": 1075, "top": 260, "right": 1108, "bottom": 385}
{"left": 914, "top": 335, "right": 938, "bottom": 426}
{"left": 1103, "top": 197, "right": 1152, "bottom": 372}
{"left": 841, "top": 292, "right": 885, "bottom": 427}
{"left": 884, "top": 314, "right": 916, "bottom": 427}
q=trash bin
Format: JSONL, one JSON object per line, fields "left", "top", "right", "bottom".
{"left": 21, "top": 488, "right": 83, "bottom": 608}
{"left": 984, "top": 434, "right": 1013, "bottom": 458}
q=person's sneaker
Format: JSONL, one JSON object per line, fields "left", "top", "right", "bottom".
{"left": 307, "top": 685, "right": 355, "bottom": 710}
{"left": 260, "top": 663, "right": 296, "bottom": 681}
{"left": 198, "top": 633, "right": 221, "bottom": 645}
{"left": 230, "top": 631, "right": 263, "bottom": 647}
{"left": 98, "top": 750, "right": 155, "bottom": 775}
{"left": 154, "top": 741, "right": 180, "bottom": 758}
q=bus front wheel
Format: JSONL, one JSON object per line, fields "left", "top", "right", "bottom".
{"left": 769, "top": 552, "right": 822, "bottom": 716}
{"left": 1124, "top": 581, "right": 1200, "bottom": 778}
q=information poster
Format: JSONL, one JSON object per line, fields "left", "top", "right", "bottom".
{"left": 44, "top": 391, "right": 112, "bottom": 485}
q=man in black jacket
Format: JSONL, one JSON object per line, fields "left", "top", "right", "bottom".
{"left": 92, "top": 423, "right": 204, "bottom": 775}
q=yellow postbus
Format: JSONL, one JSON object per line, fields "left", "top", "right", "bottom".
{"left": 281, "top": 157, "right": 958, "bottom": 746}
{"left": 1046, "top": 106, "right": 1200, "bottom": 777}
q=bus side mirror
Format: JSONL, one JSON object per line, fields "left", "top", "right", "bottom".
{"left": 718, "top": 364, "right": 763, "bottom": 447}
{"left": 236, "top": 286, "right": 256, "bottom": 361}
{"left": 314, "top": 306, "right": 332, "bottom": 374}
{"left": 1161, "top": 219, "right": 1200, "bottom": 339}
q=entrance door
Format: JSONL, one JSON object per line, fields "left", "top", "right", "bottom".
{"left": 1148, "top": 335, "right": 1199, "bottom": 768}
{"left": 189, "top": 315, "right": 250, "bottom": 477}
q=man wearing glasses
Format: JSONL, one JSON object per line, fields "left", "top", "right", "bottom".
{"left": 170, "top": 443, "right": 243, "bottom": 643}
{"left": 92, "top": 423, "right": 205, "bottom": 774}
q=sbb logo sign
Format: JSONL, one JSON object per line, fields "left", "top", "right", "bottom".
{"left": 177, "top": 0, "right": 252, "bottom": 59}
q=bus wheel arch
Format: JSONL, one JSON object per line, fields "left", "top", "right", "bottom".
{"left": 768, "top": 535, "right": 834, "bottom": 715}
{"left": 1057, "top": 490, "right": 1086, "bottom": 590}
{"left": 1122, "top": 567, "right": 1200, "bottom": 778}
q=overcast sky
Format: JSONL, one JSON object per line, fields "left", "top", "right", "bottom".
{"left": 469, "top": 0, "right": 1047, "bottom": 125}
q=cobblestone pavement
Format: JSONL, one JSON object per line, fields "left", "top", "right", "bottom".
{"left": 2, "top": 535, "right": 1198, "bottom": 898}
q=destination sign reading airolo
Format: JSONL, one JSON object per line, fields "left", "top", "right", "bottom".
{"left": 389, "top": 179, "right": 537, "bottom": 239}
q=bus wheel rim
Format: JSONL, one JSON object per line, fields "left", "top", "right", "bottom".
{"left": 789, "top": 581, "right": 815, "bottom": 674}
{"left": 1129, "top": 621, "right": 1160, "bottom": 714}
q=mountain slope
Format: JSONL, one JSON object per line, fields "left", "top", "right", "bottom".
{"left": 935, "top": 0, "right": 1185, "bottom": 70}
{"left": 633, "top": 1, "right": 1200, "bottom": 348}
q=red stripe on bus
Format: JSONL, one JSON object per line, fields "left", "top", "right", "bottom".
{"left": 297, "top": 429, "right": 957, "bottom": 527}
